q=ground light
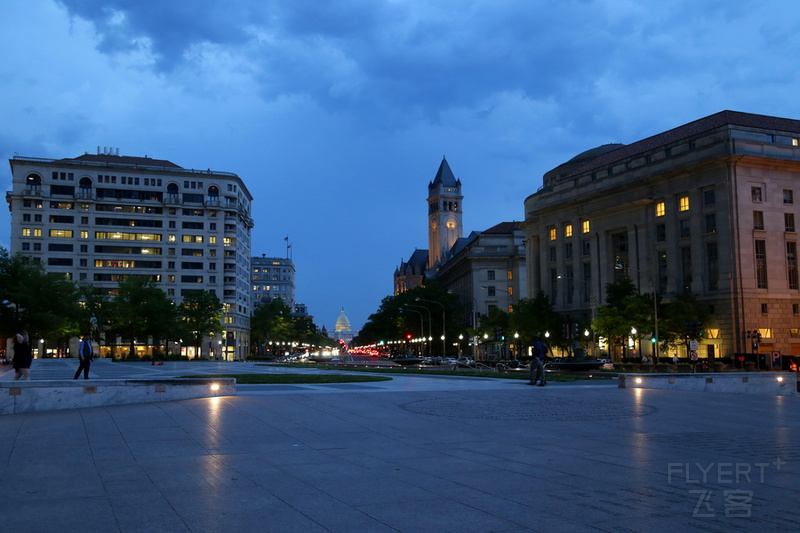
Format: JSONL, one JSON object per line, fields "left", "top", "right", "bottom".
{"left": 210, "top": 383, "right": 221, "bottom": 391}
{"left": 634, "top": 377, "right": 643, "bottom": 384}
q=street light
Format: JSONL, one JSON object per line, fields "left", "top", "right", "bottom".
{"left": 416, "top": 298, "right": 446, "bottom": 358}
{"left": 404, "top": 304, "right": 432, "bottom": 356}
{"left": 400, "top": 307, "right": 425, "bottom": 356}
{"left": 616, "top": 264, "right": 658, "bottom": 371}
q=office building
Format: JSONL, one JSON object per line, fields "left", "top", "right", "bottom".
{"left": 522, "top": 110, "right": 800, "bottom": 362}
{"left": 6, "top": 149, "right": 253, "bottom": 360}
{"left": 252, "top": 255, "right": 295, "bottom": 308}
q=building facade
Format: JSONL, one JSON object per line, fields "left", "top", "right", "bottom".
{"left": 427, "top": 157, "right": 463, "bottom": 270}
{"left": 521, "top": 110, "right": 800, "bottom": 362}
{"left": 251, "top": 255, "right": 295, "bottom": 308}
{"left": 436, "top": 222, "right": 527, "bottom": 326}
{"left": 6, "top": 150, "right": 254, "bottom": 360}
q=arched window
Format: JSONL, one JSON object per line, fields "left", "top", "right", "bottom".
{"left": 166, "top": 182, "right": 180, "bottom": 203}
{"left": 78, "top": 177, "right": 93, "bottom": 199}
{"left": 25, "top": 174, "right": 42, "bottom": 195}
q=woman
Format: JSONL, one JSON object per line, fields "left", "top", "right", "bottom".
{"left": 13, "top": 330, "right": 33, "bottom": 380}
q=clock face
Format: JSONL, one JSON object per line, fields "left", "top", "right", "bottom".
{"left": 431, "top": 221, "right": 438, "bottom": 230}
{"left": 446, "top": 220, "right": 456, "bottom": 229}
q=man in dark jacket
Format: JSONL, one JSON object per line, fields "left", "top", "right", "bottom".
{"left": 74, "top": 335, "right": 93, "bottom": 380}
{"left": 529, "top": 335, "right": 549, "bottom": 387}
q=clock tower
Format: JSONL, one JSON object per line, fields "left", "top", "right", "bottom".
{"left": 427, "top": 157, "right": 463, "bottom": 270}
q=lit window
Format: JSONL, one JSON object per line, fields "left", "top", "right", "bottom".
{"left": 582, "top": 220, "right": 590, "bottom": 233}
{"left": 22, "top": 228, "right": 31, "bottom": 237}
{"left": 49, "top": 230, "right": 74, "bottom": 238}
{"left": 80, "top": 231, "right": 88, "bottom": 239}
{"left": 679, "top": 196, "right": 689, "bottom": 212}
{"left": 656, "top": 202, "right": 665, "bottom": 217}
{"left": 34, "top": 229, "right": 42, "bottom": 237}
{"left": 549, "top": 227, "right": 557, "bottom": 241}
{"left": 752, "top": 187, "right": 763, "bottom": 202}
{"left": 793, "top": 138, "right": 799, "bottom": 147}
{"left": 209, "top": 236, "right": 217, "bottom": 244}
{"left": 565, "top": 224, "right": 573, "bottom": 237}
{"left": 507, "top": 270, "right": 513, "bottom": 280}
{"left": 168, "top": 234, "right": 176, "bottom": 242}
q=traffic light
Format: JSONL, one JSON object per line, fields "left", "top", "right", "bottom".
{"left": 650, "top": 334, "right": 657, "bottom": 344}
{"left": 573, "top": 323, "right": 579, "bottom": 337}
{"left": 406, "top": 333, "right": 412, "bottom": 340}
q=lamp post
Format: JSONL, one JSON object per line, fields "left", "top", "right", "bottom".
{"left": 404, "top": 304, "right": 432, "bottom": 356}
{"left": 400, "top": 307, "right": 425, "bottom": 356}
{"left": 416, "top": 298, "right": 446, "bottom": 358}
{"left": 615, "top": 264, "right": 658, "bottom": 371}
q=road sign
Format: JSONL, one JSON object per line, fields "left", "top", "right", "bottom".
{"left": 689, "top": 340, "right": 699, "bottom": 350}
{"left": 690, "top": 350, "right": 698, "bottom": 361}
{"left": 772, "top": 351, "right": 782, "bottom": 369}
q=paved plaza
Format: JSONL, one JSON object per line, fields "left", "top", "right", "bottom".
{"left": 1, "top": 360, "right": 798, "bottom": 532}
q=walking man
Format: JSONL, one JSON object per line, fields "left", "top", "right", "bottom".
{"left": 74, "top": 335, "right": 93, "bottom": 380}
{"left": 529, "top": 335, "right": 549, "bottom": 386}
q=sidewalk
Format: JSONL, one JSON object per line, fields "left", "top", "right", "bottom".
{"left": 0, "top": 361, "right": 798, "bottom": 532}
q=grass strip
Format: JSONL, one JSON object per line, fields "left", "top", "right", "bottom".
{"left": 182, "top": 373, "right": 393, "bottom": 384}
{"left": 258, "top": 363, "right": 614, "bottom": 382}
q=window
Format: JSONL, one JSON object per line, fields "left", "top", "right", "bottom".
{"left": 752, "top": 186, "right": 763, "bottom": 202}
{"left": 564, "top": 224, "right": 573, "bottom": 238}
{"left": 679, "top": 219, "right": 691, "bottom": 238}
{"left": 755, "top": 240, "right": 768, "bottom": 289}
{"left": 705, "top": 214, "right": 717, "bottom": 233}
{"left": 507, "top": 287, "right": 513, "bottom": 297}
{"left": 582, "top": 220, "right": 590, "bottom": 233}
{"left": 507, "top": 270, "right": 513, "bottom": 280}
{"left": 655, "top": 224, "right": 666, "bottom": 242}
{"left": 681, "top": 246, "right": 692, "bottom": 292}
{"left": 657, "top": 250, "right": 668, "bottom": 294}
{"left": 549, "top": 227, "right": 557, "bottom": 241}
{"left": 784, "top": 189, "right": 794, "bottom": 204}
{"left": 703, "top": 189, "right": 716, "bottom": 206}
{"left": 655, "top": 202, "right": 665, "bottom": 217}
{"left": 679, "top": 196, "right": 690, "bottom": 212}
{"left": 786, "top": 213, "right": 796, "bottom": 232}
{"left": 487, "top": 270, "right": 495, "bottom": 281}
{"left": 548, "top": 246, "right": 557, "bottom": 262}
{"left": 564, "top": 242, "right": 573, "bottom": 260}
{"left": 761, "top": 303, "right": 768, "bottom": 314}
{"left": 788, "top": 242, "right": 798, "bottom": 290}
{"left": 582, "top": 240, "right": 591, "bottom": 257}
{"left": 487, "top": 286, "right": 496, "bottom": 297}
{"left": 753, "top": 211, "right": 765, "bottom": 230}
{"left": 706, "top": 242, "right": 718, "bottom": 291}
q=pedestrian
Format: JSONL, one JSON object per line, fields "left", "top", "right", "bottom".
{"left": 74, "top": 335, "right": 94, "bottom": 380}
{"left": 12, "top": 330, "right": 33, "bottom": 380}
{"left": 529, "top": 335, "right": 549, "bottom": 387}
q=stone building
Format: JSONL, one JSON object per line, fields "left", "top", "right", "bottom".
{"left": 6, "top": 149, "right": 253, "bottom": 360}
{"left": 521, "top": 110, "right": 800, "bottom": 363}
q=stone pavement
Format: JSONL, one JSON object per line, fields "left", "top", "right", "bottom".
{"left": 0, "top": 360, "right": 798, "bottom": 532}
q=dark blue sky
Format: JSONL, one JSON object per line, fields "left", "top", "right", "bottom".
{"left": 3, "top": 0, "right": 800, "bottom": 332}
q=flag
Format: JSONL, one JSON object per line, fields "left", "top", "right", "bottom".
{"left": 287, "top": 244, "right": 292, "bottom": 249}
{"left": 284, "top": 236, "right": 289, "bottom": 241}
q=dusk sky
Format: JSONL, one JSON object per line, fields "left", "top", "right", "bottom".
{"left": 3, "top": 1, "right": 800, "bottom": 333}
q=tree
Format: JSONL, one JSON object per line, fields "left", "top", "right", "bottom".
{"left": 354, "top": 281, "right": 462, "bottom": 355}
{"left": 509, "top": 292, "right": 562, "bottom": 349}
{"left": 593, "top": 276, "right": 655, "bottom": 360}
{"left": 110, "top": 277, "right": 177, "bottom": 358}
{"left": 0, "top": 249, "right": 82, "bottom": 346}
{"left": 179, "top": 290, "right": 223, "bottom": 358}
